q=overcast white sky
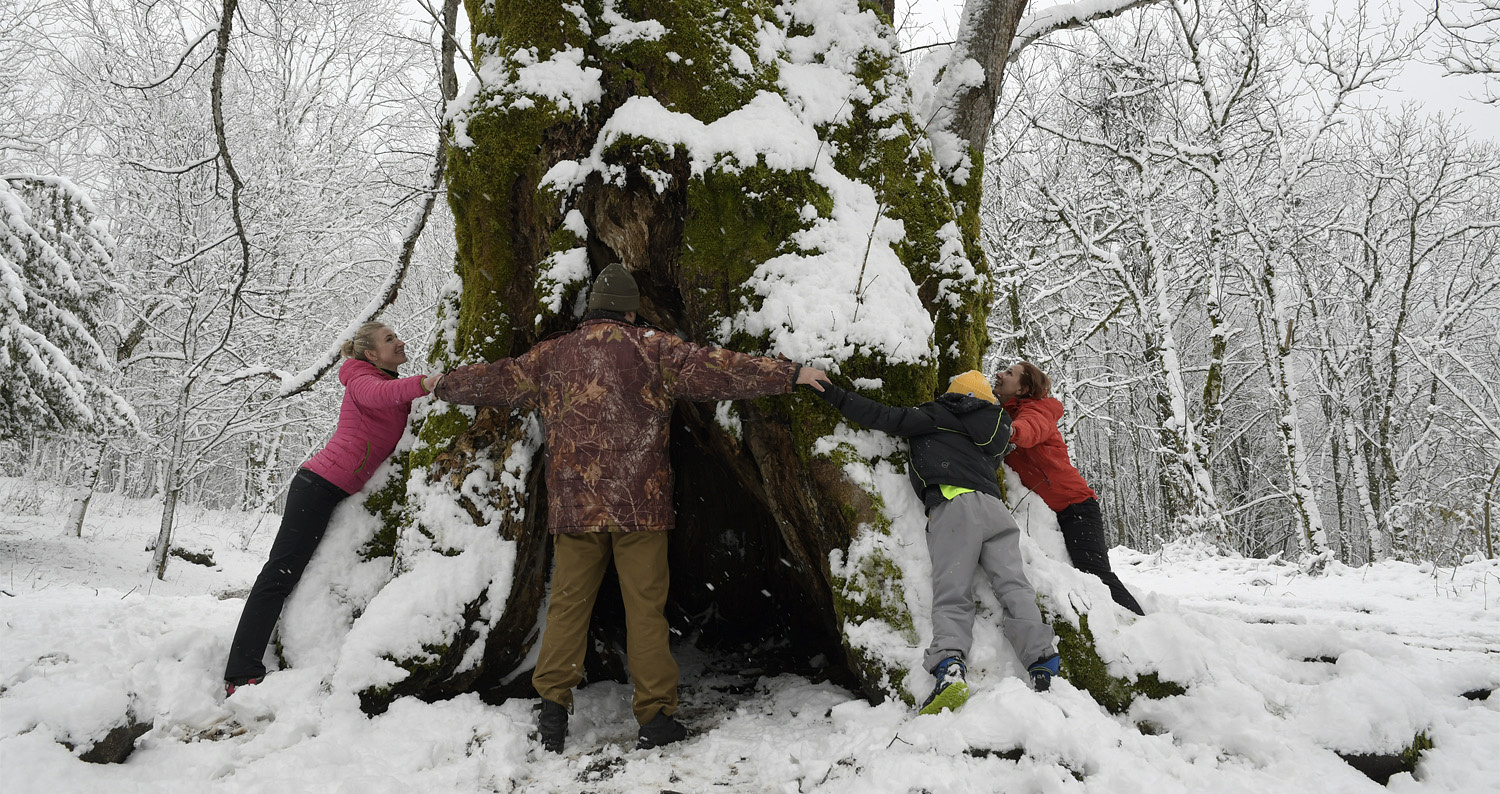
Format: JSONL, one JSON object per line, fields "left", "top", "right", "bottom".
{"left": 896, "top": 0, "right": 1500, "bottom": 139}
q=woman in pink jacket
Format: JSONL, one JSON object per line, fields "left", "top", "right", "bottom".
{"left": 224, "top": 322, "right": 442, "bottom": 693}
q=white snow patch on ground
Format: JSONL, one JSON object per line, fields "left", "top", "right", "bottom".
{"left": 1, "top": 478, "right": 1497, "bottom": 793}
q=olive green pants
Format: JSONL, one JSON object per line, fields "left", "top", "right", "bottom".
{"left": 532, "top": 530, "right": 676, "bottom": 725}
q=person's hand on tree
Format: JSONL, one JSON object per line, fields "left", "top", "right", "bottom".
{"left": 797, "top": 366, "right": 828, "bottom": 392}
{"left": 423, "top": 372, "right": 445, "bottom": 394}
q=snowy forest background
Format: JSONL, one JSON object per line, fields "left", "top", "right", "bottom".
{"left": 4, "top": 0, "right": 1498, "bottom": 572}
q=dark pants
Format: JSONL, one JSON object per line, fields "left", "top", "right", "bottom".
{"left": 224, "top": 468, "right": 348, "bottom": 682}
{"left": 1056, "top": 498, "right": 1145, "bottom": 616}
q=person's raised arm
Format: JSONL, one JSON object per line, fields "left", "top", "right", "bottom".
{"left": 814, "top": 380, "right": 938, "bottom": 437}
{"left": 657, "top": 334, "right": 802, "bottom": 401}
{"left": 346, "top": 365, "right": 430, "bottom": 409}
{"left": 1007, "top": 399, "right": 1058, "bottom": 449}
{"left": 433, "top": 352, "right": 540, "bottom": 409}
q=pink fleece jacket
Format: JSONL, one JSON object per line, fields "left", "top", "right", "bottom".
{"left": 301, "top": 358, "right": 428, "bottom": 495}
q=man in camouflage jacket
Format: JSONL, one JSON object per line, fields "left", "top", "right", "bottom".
{"left": 433, "top": 263, "right": 826, "bottom": 752}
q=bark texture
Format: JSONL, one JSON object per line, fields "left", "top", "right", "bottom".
{"left": 322, "top": 0, "right": 1163, "bottom": 716}
{"left": 360, "top": 0, "right": 982, "bottom": 710}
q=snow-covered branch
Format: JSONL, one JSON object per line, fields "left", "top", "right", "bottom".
{"left": 124, "top": 151, "right": 221, "bottom": 175}
{"left": 1009, "top": 0, "right": 1164, "bottom": 62}
{"left": 110, "top": 26, "right": 219, "bottom": 92}
{"left": 1435, "top": 0, "right": 1500, "bottom": 103}
{"left": 274, "top": 143, "right": 447, "bottom": 398}
{"left": 1405, "top": 340, "right": 1500, "bottom": 448}
{"left": 276, "top": 0, "right": 460, "bottom": 398}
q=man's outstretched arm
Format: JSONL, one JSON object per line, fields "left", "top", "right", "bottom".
{"left": 433, "top": 355, "right": 539, "bottom": 408}
{"left": 659, "top": 334, "right": 817, "bottom": 401}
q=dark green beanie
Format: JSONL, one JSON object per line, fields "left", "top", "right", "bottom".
{"left": 587, "top": 263, "right": 640, "bottom": 312}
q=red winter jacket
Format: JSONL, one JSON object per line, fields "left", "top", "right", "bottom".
{"left": 1002, "top": 395, "right": 1096, "bottom": 512}
{"left": 302, "top": 358, "right": 429, "bottom": 495}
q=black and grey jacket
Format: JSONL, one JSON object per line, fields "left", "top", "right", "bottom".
{"left": 815, "top": 381, "right": 1012, "bottom": 511}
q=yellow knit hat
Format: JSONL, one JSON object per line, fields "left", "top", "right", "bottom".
{"left": 946, "top": 370, "right": 997, "bottom": 403}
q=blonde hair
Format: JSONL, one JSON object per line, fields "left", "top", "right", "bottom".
{"left": 340, "top": 322, "right": 388, "bottom": 361}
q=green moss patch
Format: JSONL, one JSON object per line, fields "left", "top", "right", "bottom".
{"left": 1050, "top": 611, "right": 1187, "bottom": 715}
{"left": 361, "top": 473, "right": 410, "bottom": 561}
{"left": 597, "top": 0, "right": 779, "bottom": 122}
{"left": 1336, "top": 731, "right": 1433, "bottom": 785}
{"left": 832, "top": 549, "right": 914, "bottom": 640}
{"left": 446, "top": 104, "right": 559, "bottom": 362}
{"left": 471, "top": 1, "right": 581, "bottom": 61}
{"left": 827, "top": 487, "right": 918, "bottom": 703}
{"left": 681, "top": 163, "right": 831, "bottom": 330}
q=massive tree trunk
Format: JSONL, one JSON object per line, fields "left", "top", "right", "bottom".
{"left": 405, "top": 0, "right": 981, "bottom": 709}
{"left": 295, "top": 0, "right": 1174, "bottom": 716}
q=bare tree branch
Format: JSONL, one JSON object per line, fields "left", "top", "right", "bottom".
{"left": 276, "top": 0, "right": 462, "bottom": 398}
{"left": 110, "top": 25, "right": 219, "bottom": 91}
{"left": 414, "top": 0, "right": 479, "bottom": 90}
{"left": 123, "top": 150, "right": 221, "bottom": 175}
{"left": 1434, "top": 0, "right": 1500, "bottom": 102}
{"left": 188, "top": 0, "right": 252, "bottom": 388}
{"left": 155, "top": 230, "right": 237, "bottom": 267}
{"left": 933, "top": 0, "right": 1168, "bottom": 166}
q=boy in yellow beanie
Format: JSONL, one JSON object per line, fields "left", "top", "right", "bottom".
{"left": 812, "top": 370, "right": 1060, "bottom": 713}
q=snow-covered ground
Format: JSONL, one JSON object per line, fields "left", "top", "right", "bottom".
{"left": 2, "top": 478, "right": 1496, "bottom": 794}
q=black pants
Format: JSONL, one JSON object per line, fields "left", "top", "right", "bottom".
{"left": 224, "top": 468, "right": 349, "bottom": 682}
{"left": 1056, "top": 498, "right": 1145, "bottom": 616}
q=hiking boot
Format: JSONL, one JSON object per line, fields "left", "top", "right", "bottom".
{"left": 918, "top": 657, "right": 968, "bottom": 715}
{"left": 1028, "top": 654, "right": 1061, "bottom": 692}
{"left": 636, "top": 710, "right": 687, "bottom": 750}
{"left": 224, "top": 677, "right": 262, "bottom": 697}
{"left": 536, "top": 699, "right": 568, "bottom": 754}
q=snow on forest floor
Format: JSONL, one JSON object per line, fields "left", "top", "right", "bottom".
{"left": 1, "top": 480, "right": 1497, "bottom": 794}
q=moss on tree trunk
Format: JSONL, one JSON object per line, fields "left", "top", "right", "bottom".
{"left": 340, "top": 0, "right": 1139, "bottom": 716}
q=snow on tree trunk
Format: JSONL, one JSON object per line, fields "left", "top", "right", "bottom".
{"left": 1141, "top": 208, "right": 1227, "bottom": 540}
{"left": 327, "top": 0, "right": 972, "bottom": 711}
{"left": 1250, "top": 249, "right": 1329, "bottom": 570}
{"left": 152, "top": 478, "right": 182, "bottom": 580}
{"left": 150, "top": 391, "right": 191, "bottom": 580}
{"left": 1298, "top": 260, "right": 1387, "bottom": 563}
{"left": 64, "top": 441, "right": 105, "bottom": 538}
{"left": 297, "top": 0, "right": 1173, "bottom": 716}
{"left": 1486, "top": 463, "right": 1499, "bottom": 560}
{"left": 1024, "top": 170, "right": 1229, "bottom": 540}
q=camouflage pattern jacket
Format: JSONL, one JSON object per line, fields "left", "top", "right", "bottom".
{"left": 434, "top": 318, "right": 801, "bottom": 534}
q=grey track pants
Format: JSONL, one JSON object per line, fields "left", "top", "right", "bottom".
{"left": 924, "top": 491, "right": 1056, "bottom": 671}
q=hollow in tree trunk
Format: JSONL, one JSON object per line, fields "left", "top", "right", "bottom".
{"left": 309, "top": 0, "right": 1174, "bottom": 716}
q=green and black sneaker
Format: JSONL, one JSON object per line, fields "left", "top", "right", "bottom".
{"left": 919, "top": 657, "right": 969, "bottom": 715}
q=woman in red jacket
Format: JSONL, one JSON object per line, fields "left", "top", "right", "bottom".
{"left": 993, "top": 361, "right": 1145, "bottom": 615}
{"left": 223, "top": 322, "right": 443, "bottom": 693}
